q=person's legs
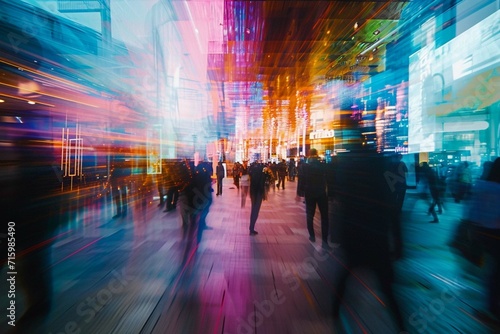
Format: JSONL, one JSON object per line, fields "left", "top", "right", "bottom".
{"left": 305, "top": 196, "right": 317, "bottom": 240}
{"left": 332, "top": 264, "right": 350, "bottom": 319}
{"left": 165, "top": 187, "right": 174, "bottom": 210}
{"left": 488, "top": 258, "right": 500, "bottom": 317}
{"left": 198, "top": 196, "right": 212, "bottom": 230}
{"left": 428, "top": 191, "right": 438, "bottom": 222}
{"left": 241, "top": 186, "right": 249, "bottom": 207}
{"left": 480, "top": 230, "right": 500, "bottom": 317}
{"left": 216, "top": 178, "right": 223, "bottom": 195}
{"left": 172, "top": 188, "right": 179, "bottom": 208}
{"left": 376, "top": 260, "right": 406, "bottom": 331}
{"left": 249, "top": 192, "right": 263, "bottom": 233}
{"left": 157, "top": 180, "right": 165, "bottom": 207}
{"left": 317, "top": 195, "right": 329, "bottom": 241}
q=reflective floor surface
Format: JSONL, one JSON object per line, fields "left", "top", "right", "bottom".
{"left": 1, "top": 179, "right": 499, "bottom": 334}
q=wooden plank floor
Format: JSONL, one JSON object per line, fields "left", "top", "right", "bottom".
{"left": 2, "top": 178, "right": 499, "bottom": 333}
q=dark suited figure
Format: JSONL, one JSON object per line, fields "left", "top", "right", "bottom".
{"left": 232, "top": 162, "right": 241, "bottom": 190}
{"left": 276, "top": 159, "right": 287, "bottom": 189}
{"left": 394, "top": 154, "right": 408, "bottom": 213}
{"left": 174, "top": 160, "right": 199, "bottom": 265}
{"left": 249, "top": 163, "right": 266, "bottom": 235}
{"left": 288, "top": 159, "right": 297, "bottom": 181}
{"left": 330, "top": 153, "right": 406, "bottom": 332}
{"left": 216, "top": 161, "right": 225, "bottom": 196}
{"left": 195, "top": 161, "right": 214, "bottom": 234}
{"left": 385, "top": 154, "right": 408, "bottom": 258}
{"left": 421, "top": 162, "right": 442, "bottom": 223}
{"left": 110, "top": 159, "right": 129, "bottom": 218}
{"left": 176, "top": 160, "right": 196, "bottom": 232}
{"left": 164, "top": 164, "right": 179, "bottom": 212}
{"left": 1, "top": 127, "right": 62, "bottom": 331}
{"left": 298, "top": 149, "right": 330, "bottom": 249}
{"left": 296, "top": 159, "right": 305, "bottom": 198}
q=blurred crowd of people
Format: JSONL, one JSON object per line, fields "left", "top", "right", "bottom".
{"left": 3, "top": 127, "right": 499, "bottom": 332}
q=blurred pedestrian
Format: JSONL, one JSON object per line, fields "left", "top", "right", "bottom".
{"left": 421, "top": 162, "right": 442, "bottom": 222}
{"left": 330, "top": 152, "right": 406, "bottom": 332}
{"left": 465, "top": 158, "right": 500, "bottom": 323}
{"left": 298, "top": 149, "right": 330, "bottom": 249}
{"left": 240, "top": 160, "right": 250, "bottom": 207}
{"left": 232, "top": 162, "right": 241, "bottom": 190}
{"left": 216, "top": 161, "right": 224, "bottom": 196}
{"left": 249, "top": 162, "right": 266, "bottom": 235}
{"left": 276, "top": 159, "right": 287, "bottom": 189}
{"left": 394, "top": 154, "right": 408, "bottom": 213}
{"left": 454, "top": 161, "right": 472, "bottom": 202}
{"left": 194, "top": 161, "right": 214, "bottom": 241}
{"left": 1, "top": 122, "right": 63, "bottom": 331}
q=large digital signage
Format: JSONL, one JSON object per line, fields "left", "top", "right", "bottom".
{"left": 408, "top": 10, "right": 499, "bottom": 153}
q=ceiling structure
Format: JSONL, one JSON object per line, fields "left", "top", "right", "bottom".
{"left": 0, "top": 0, "right": 413, "bottom": 151}
{"left": 205, "top": 0, "right": 410, "bottom": 140}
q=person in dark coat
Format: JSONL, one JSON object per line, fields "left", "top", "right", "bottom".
{"left": 216, "top": 161, "right": 225, "bottom": 196}
{"left": 298, "top": 149, "right": 330, "bottom": 249}
{"left": 249, "top": 162, "right": 266, "bottom": 235}
{"left": 330, "top": 152, "right": 406, "bottom": 332}
{"left": 1, "top": 121, "right": 62, "bottom": 331}
{"left": 194, "top": 161, "right": 214, "bottom": 234}
{"left": 232, "top": 162, "right": 241, "bottom": 190}
{"left": 276, "top": 159, "right": 287, "bottom": 189}
{"left": 464, "top": 158, "right": 500, "bottom": 323}
{"left": 421, "top": 162, "right": 442, "bottom": 223}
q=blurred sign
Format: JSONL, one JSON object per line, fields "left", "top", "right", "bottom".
{"left": 58, "top": 1, "right": 102, "bottom": 13}
{"left": 310, "top": 129, "right": 335, "bottom": 140}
